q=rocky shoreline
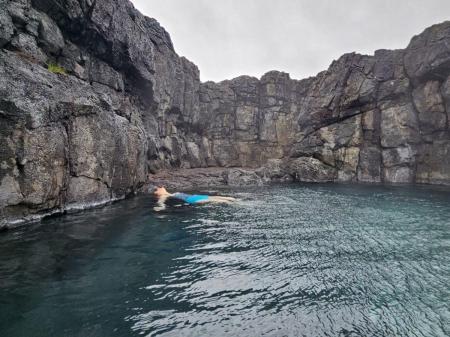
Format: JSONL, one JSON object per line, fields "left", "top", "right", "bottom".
{"left": 145, "top": 157, "right": 347, "bottom": 191}
{"left": 1, "top": 0, "right": 450, "bottom": 226}
{"left": 2, "top": 163, "right": 450, "bottom": 229}
{"left": 0, "top": 166, "right": 272, "bottom": 229}
{"left": 0, "top": 195, "right": 125, "bottom": 229}
{"left": 146, "top": 165, "right": 284, "bottom": 191}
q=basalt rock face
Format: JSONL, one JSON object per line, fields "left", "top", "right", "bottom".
{"left": 196, "top": 23, "right": 450, "bottom": 185}
{"left": 0, "top": 0, "right": 449, "bottom": 225}
{"left": 0, "top": 0, "right": 200, "bottom": 224}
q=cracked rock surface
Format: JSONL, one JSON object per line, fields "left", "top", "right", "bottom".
{"left": 1, "top": 0, "right": 450, "bottom": 225}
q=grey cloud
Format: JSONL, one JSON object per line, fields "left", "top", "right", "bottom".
{"left": 131, "top": 0, "right": 450, "bottom": 82}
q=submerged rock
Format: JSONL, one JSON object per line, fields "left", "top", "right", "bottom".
{"left": 1, "top": 0, "right": 450, "bottom": 226}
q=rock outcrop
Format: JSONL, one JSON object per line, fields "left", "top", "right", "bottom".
{"left": 1, "top": 0, "right": 450, "bottom": 226}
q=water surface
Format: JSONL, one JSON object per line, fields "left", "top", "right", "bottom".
{"left": 0, "top": 184, "right": 449, "bottom": 336}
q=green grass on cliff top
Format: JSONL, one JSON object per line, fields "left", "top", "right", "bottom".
{"left": 47, "top": 63, "right": 67, "bottom": 75}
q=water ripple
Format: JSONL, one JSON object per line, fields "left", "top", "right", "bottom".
{"left": 1, "top": 184, "right": 449, "bottom": 336}
{"left": 124, "top": 185, "right": 450, "bottom": 336}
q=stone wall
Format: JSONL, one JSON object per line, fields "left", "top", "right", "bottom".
{"left": 0, "top": 0, "right": 449, "bottom": 225}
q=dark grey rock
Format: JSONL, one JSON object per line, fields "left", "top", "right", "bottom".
{"left": 380, "top": 104, "right": 420, "bottom": 148}
{"left": 0, "top": 6, "right": 14, "bottom": 48}
{"left": 357, "top": 146, "right": 381, "bottom": 182}
{"left": 288, "top": 157, "right": 337, "bottom": 182}
{"left": 225, "top": 169, "right": 264, "bottom": 186}
{"left": 10, "top": 32, "right": 47, "bottom": 63}
{"left": 383, "top": 166, "right": 415, "bottom": 184}
{"left": 412, "top": 81, "right": 446, "bottom": 133}
{"left": 442, "top": 75, "right": 450, "bottom": 127}
{"left": 89, "top": 58, "right": 124, "bottom": 91}
{"left": 257, "top": 159, "right": 293, "bottom": 182}
{"left": 416, "top": 141, "right": 450, "bottom": 185}
{"left": 404, "top": 21, "right": 450, "bottom": 83}
{"left": 382, "top": 146, "right": 416, "bottom": 168}
{"left": 37, "top": 12, "right": 65, "bottom": 54}
{"left": 1, "top": 0, "right": 450, "bottom": 226}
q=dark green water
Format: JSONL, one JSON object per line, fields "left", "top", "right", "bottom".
{"left": 0, "top": 184, "right": 449, "bottom": 337}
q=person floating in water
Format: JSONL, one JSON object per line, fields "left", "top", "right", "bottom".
{"left": 153, "top": 186, "right": 236, "bottom": 211}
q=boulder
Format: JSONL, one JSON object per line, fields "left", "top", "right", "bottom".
{"left": 288, "top": 157, "right": 336, "bottom": 182}
{"left": 225, "top": 169, "right": 264, "bottom": 186}
{"left": 257, "top": 159, "right": 292, "bottom": 182}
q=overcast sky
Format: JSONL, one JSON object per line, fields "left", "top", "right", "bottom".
{"left": 131, "top": 0, "right": 450, "bottom": 82}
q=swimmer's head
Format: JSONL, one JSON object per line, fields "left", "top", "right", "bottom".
{"left": 154, "top": 186, "right": 169, "bottom": 197}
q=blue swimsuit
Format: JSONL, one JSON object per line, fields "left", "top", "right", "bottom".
{"left": 172, "top": 193, "right": 209, "bottom": 204}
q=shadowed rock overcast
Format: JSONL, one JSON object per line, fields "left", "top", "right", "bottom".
{"left": 131, "top": 0, "right": 450, "bottom": 82}
{"left": 1, "top": 0, "right": 450, "bottom": 226}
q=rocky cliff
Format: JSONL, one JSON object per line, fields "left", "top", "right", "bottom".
{"left": 1, "top": 0, "right": 450, "bottom": 226}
